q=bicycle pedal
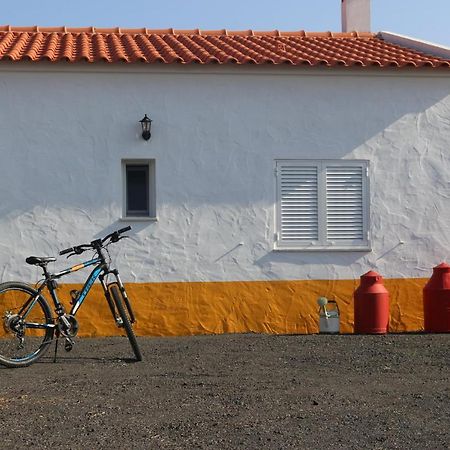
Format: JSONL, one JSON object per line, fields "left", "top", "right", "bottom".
{"left": 64, "top": 341, "right": 73, "bottom": 352}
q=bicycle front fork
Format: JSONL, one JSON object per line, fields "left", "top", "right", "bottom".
{"left": 100, "top": 270, "right": 137, "bottom": 325}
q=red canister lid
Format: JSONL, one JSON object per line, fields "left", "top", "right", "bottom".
{"left": 360, "top": 270, "right": 382, "bottom": 284}
{"left": 433, "top": 262, "right": 450, "bottom": 272}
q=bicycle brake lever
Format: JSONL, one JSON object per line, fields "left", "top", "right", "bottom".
{"left": 111, "top": 232, "right": 130, "bottom": 243}
{"left": 112, "top": 235, "right": 129, "bottom": 243}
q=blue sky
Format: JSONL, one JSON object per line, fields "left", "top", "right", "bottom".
{"left": 2, "top": 0, "right": 449, "bottom": 47}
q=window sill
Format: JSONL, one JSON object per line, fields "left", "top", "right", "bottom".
{"left": 120, "top": 216, "right": 158, "bottom": 222}
{"left": 274, "top": 245, "right": 371, "bottom": 252}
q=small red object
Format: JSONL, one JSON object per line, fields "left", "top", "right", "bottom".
{"left": 354, "top": 270, "right": 390, "bottom": 334}
{"left": 423, "top": 262, "right": 450, "bottom": 333}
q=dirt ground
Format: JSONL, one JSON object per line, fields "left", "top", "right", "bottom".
{"left": 0, "top": 333, "right": 449, "bottom": 450}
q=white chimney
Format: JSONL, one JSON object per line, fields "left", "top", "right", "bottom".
{"left": 341, "top": 0, "right": 371, "bottom": 32}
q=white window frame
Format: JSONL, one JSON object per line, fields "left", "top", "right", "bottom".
{"left": 121, "top": 159, "right": 157, "bottom": 221}
{"left": 275, "top": 159, "right": 370, "bottom": 251}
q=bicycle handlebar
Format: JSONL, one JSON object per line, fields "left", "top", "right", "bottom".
{"left": 59, "top": 226, "right": 132, "bottom": 256}
{"left": 59, "top": 247, "right": 75, "bottom": 256}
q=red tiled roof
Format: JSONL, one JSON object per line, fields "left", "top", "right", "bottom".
{"left": 0, "top": 26, "right": 449, "bottom": 69}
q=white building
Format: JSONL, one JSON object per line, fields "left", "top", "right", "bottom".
{"left": 0, "top": 3, "right": 449, "bottom": 335}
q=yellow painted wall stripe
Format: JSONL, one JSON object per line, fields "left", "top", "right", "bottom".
{"left": 45, "top": 278, "right": 427, "bottom": 337}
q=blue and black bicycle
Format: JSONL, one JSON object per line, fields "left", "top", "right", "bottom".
{"left": 0, "top": 226, "right": 142, "bottom": 368}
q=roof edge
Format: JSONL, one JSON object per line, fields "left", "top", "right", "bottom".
{"left": 379, "top": 31, "right": 450, "bottom": 60}
{"left": 0, "top": 25, "right": 375, "bottom": 38}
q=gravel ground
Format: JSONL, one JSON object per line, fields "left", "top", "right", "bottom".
{"left": 0, "top": 333, "right": 449, "bottom": 450}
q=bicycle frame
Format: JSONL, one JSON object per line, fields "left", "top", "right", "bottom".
{"left": 26, "top": 254, "right": 136, "bottom": 329}
{"left": 16, "top": 259, "right": 100, "bottom": 331}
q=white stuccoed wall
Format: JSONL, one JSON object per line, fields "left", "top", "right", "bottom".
{"left": 0, "top": 64, "right": 449, "bottom": 283}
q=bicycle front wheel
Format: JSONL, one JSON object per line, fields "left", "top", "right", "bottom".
{"left": 110, "top": 285, "right": 142, "bottom": 361}
{"left": 0, "top": 282, "right": 54, "bottom": 368}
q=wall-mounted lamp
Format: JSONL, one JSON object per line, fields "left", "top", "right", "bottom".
{"left": 139, "top": 114, "right": 152, "bottom": 141}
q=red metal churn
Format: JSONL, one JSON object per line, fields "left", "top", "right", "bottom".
{"left": 423, "top": 262, "right": 450, "bottom": 333}
{"left": 354, "top": 270, "right": 389, "bottom": 334}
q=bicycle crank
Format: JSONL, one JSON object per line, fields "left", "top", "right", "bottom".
{"left": 57, "top": 314, "right": 79, "bottom": 338}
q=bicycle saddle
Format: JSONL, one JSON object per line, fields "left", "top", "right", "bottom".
{"left": 25, "top": 256, "right": 56, "bottom": 266}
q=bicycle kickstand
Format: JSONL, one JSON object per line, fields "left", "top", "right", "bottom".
{"left": 53, "top": 331, "right": 60, "bottom": 363}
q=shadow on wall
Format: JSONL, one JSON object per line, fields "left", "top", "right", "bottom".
{"left": 93, "top": 220, "right": 151, "bottom": 241}
{"left": 254, "top": 251, "right": 366, "bottom": 276}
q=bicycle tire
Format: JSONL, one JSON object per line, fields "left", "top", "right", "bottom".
{"left": 0, "top": 282, "right": 54, "bottom": 368}
{"left": 110, "top": 285, "right": 142, "bottom": 361}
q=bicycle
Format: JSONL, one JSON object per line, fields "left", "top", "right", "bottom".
{"left": 0, "top": 226, "right": 142, "bottom": 368}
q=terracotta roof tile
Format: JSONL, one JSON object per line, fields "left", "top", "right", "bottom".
{"left": 0, "top": 26, "right": 448, "bottom": 69}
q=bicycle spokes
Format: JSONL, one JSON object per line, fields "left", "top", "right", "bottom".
{"left": 0, "top": 286, "right": 53, "bottom": 364}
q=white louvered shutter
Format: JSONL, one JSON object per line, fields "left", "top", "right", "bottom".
{"left": 276, "top": 160, "right": 369, "bottom": 249}
{"left": 325, "top": 165, "right": 365, "bottom": 242}
{"left": 277, "top": 163, "right": 319, "bottom": 243}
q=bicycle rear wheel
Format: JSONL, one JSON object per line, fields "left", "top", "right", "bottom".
{"left": 110, "top": 285, "right": 142, "bottom": 361}
{"left": 0, "top": 282, "right": 54, "bottom": 368}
